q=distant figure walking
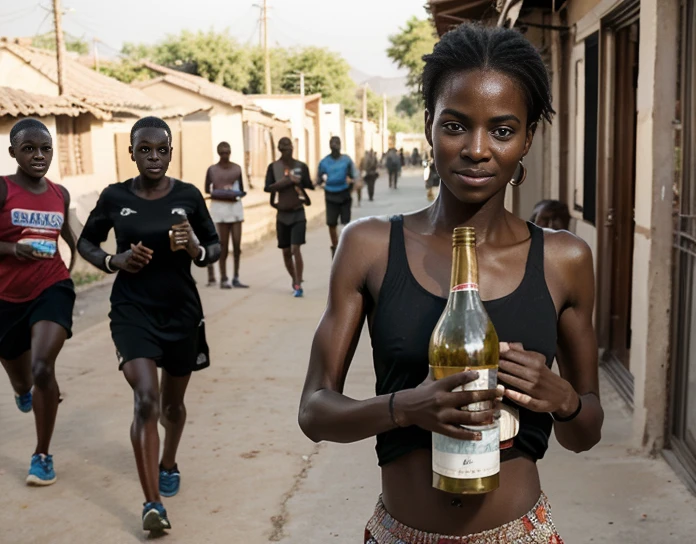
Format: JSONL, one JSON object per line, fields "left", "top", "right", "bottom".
{"left": 265, "top": 137, "right": 314, "bottom": 298}
{"left": 317, "top": 136, "right": 358, "bottom": 258}
{"left": 530, "top": 200, "right": 570, "bottom": 231}
{"left": 360, "top": 150, "right": 380, "bottom": 202}
{"left": 205, "top": 142, "right": 248, "bottom": 289}
{"left": 385, "top": 148, "right": 401, "bottom": 189}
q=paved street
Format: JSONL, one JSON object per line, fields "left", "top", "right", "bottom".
{"left": 1, "top": 172, "right": 696, "bottom": 543}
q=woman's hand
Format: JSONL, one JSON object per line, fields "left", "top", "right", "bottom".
{"left": 498, "top": 342, "right": 579, "bottom": 417}
{"left": 111, "top": 242, "right": 153, "bottom": 273}
{"left": 170, "top": 220, "right": 201, "bottom": 259}
{"left": 393, "top": 371, "right": 503, "bottom": 440}
{"left": 14, "top": 242, "right": 48, "bottom": 261}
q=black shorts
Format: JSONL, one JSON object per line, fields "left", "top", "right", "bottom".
{"left": 112, "top": 320, "right": 210, "bottom": 378}
{"left": 0, "top": 279, "right": 75, "bottom": 361}
{"left": 277, "top": 220, "right": 307, "bottom": 249}
{"left": 325, "top": 190, "right": 352, "bottom": 227}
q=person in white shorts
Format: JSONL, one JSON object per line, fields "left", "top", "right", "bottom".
{"left": 205, "top": 142, "right": 249, "bottom": 289}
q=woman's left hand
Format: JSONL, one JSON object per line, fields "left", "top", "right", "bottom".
{"left": 171, "top": 220, "right": 201, "bottom": 259}
{"left": 498, "top": 342, "right": 578, "bottom": 416}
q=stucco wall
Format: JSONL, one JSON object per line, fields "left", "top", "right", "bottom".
{"left": 0, "top": 49, "right": 58, "bottom": 95}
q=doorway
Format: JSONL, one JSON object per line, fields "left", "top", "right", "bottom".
{"left": 597, "top": 13, "right": 640, "bottom": 406}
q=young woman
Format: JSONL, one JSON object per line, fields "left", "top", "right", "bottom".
{"left": 299, "top": 24, "right": 603, "bottom": 543}
{"left": 77, "top": 116, "right": 220, "bottom": 532}
{"left": 0, "top": 118, "right": 76, "bottom": 486}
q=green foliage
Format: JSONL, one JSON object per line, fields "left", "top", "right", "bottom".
{"left": 96, "top": 29, "right": 383, "bottom": 121}
{"left": 396, "top": 95, "right": 420, "bottom": 117}
{"left": 32, "top": 32, "right": 89, "bottom": 55}
{"left": 388, "top": 96, "right": 424, "bottom": 135}
{"left": 386, "top": 17, "right": 438, "bottom": 97}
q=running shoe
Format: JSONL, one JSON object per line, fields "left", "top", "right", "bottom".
{"left": 15, "top": 390, "right": 32, "bottom": 413}
{"left": 221, "top": 280, "right": 232, "bottom": 289}
{"left": 26, "top": 453, "right": 56, "bottom": 486}
{"left": 159, "top": 464, "right": 181, "bottom": 497}
{"left": 142, "top": 502, "right": 171, "bottom": 532}
{"left": 293, "top": 285, "right": 304, "bottom": 298}
{"left": 232, "top": 278, "right": 249, "bottom": 288}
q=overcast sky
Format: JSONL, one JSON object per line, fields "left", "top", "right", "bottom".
{"left": 1, "top": 1, "right": 430, "bottom": 77}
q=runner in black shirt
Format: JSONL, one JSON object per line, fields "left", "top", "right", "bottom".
{"left": 77, "top": 117, "right": 220, "bottom": 533}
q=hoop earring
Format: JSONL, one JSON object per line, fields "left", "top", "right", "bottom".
{"left": 509, "top": 161, "right": 527, "bottom": 187}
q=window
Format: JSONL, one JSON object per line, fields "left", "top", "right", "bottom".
{"left": 582, "top": 32, "right": 599, "bottom": 225}
{"left": 56, "top": 114, "right": 93, "bottom": 177}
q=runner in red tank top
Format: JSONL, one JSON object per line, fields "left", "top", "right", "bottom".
{"left": 0, "top": 118, "right": 76, "bottom": 487}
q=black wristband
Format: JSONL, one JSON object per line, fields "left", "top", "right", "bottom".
{"left": 389, "top": 392, "right": 401, "bottom": 428}
{"left": 552, "top": 395, "right": 582, "bottom": 423}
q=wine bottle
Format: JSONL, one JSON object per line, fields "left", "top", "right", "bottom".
{"left": 429, "top": 226, "right": 500, "bottom": 494}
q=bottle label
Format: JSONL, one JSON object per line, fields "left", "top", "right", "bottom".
{"left": 452, "top": 283, "right": 479, "bottom": 292}
{"left": 453, "top": 368, "right": 497, "bottom": 411}
{"left": 432, "top": 425, "right": 500, "bottom": 479}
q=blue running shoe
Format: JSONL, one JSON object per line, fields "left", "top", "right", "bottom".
{"left": 293, "top": 284, "right": 304, "bottom": 298}
{"left": 159, "top": 464, "right": 180, "bottom": 497}
{"left": 142, "top": 502, "right": 171, "bottom": 531}
{"left": 26, "top": 453, "right": 56, "bottom": 486}
{"left": 15, "top": 390, "right": 32, "bottom": 413}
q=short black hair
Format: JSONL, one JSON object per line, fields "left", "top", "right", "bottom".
{"left": 10, "top": 118, "right": 51, "bottom": 147}
{"left": 530, "top": 199, "right": 570, "bottom": 225}
{"left": 278, "top": 137, "right": 292, "bottom": 146}
{"left": 217, "top": 141, "right": 231, "bottom": 151}
{"left": 130, "top": 116, "right": 172, "bottom": 145}
{"left": 422, "top": 23, "right": 555, "bottom": 126}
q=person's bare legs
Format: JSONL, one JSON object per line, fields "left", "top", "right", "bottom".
{"left": 292, "top": 244, "right": 304, "bottom": 284}
{"left": 30, "top": 321, "right": 66, "bottom": 455}
{"left": 122, "top": 359, "right": 161, "bottom": 504}
{"left": 159, "top": 370, "right": 191, "bottom": 470}
{"left": 282, "top": 247, "right": 296, "bottom": 286}
{"left": 217, "top": 223, "right": 232, "bottom": 288}
{"left": 231, "top": 222, "right": 248, "bottom": 287}
{"left": 1, "top": 350, "right": 32, "bottom": 400}
{"left": 328, "top": 226, "right": 339, "bottom": 258}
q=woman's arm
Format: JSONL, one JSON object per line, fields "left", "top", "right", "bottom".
{"left": 57, "top": 185, "right": 77, "bottom": 271}
{"left": 552, "top": 237, "right": 603, "bottom": 452}
{"left": 299, "top": 220, "right": 497, "bottom": 444}
{"left": 188, "top": 187, "right": 221, "bottom": 267}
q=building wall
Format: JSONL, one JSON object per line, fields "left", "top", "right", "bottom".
{"left": 320, "top": 104, "right": 345, "bottom": 158}
{"left": 629, "top": 0, "right": 678, "bottom": 451}
{"left": 0, "top": 50, "right": 58, "bottom": 95}
{"left": 210, "top": 111, "right": 244, "bottom": 169}
{"left": 252, "top": 98, "right": 309, "bottom": 166}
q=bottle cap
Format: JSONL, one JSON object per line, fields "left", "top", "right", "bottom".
{"left": 452, "top": 226, "right": 475, "bottom": 246}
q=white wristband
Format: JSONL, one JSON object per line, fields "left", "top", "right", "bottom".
{"left": 104, "top": 255, "right": 115, "bottom": 273}
{"left": 197, "top": 246, "right": 206, "bottom": 263}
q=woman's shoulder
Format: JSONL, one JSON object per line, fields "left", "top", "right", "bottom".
{"left": 541, "top": 227, "right": 594, "bottom": 289}
{"left": 340, "top": 216, "right": 393, "bottom": 256}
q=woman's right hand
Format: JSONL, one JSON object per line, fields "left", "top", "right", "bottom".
{"left": 110, "top": 242, "right": 153, "bottom": 273}
{"left": 394, "top": 371, "right": 502, "bottom": 440}
{"left": 14, "top": 243, "right": 46, "bottom": 261}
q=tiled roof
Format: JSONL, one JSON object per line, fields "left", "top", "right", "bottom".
{"left": 136, "top": 61, "right": 248, "bottom": 108}
{"left": 0, "top": 85, "right": 109, "bottom": 119}
{"left": 0, "top": 38, "right": 161, "bottom": 113}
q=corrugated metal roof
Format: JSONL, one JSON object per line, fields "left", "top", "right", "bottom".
{"left": 0, "top": 85, "right": 110, "bottom": 119}
{"left": 0, "top": 38, "right": 161, "bottom": 113}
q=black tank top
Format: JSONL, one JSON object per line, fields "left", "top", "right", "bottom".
{"left": 372, "top": 216, "right": 557, "bottom": 467}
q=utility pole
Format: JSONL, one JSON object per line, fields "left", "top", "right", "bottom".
{"left": 382, "top": 93, "right": 388, "bottom": 152}
{"left": 362, "top": 83, "right": 368, "bottom": 123}
{"left": 263, "top": 0, "right": 271, "bottom": 94}
{"left": 300, "top": 72, "right": 305, "bottom": 97}
{"left": 93, "top": 37, "right": 100, "bottom": 72}
{"left": 52, "top": 0, "right": 66, "bottom": 95}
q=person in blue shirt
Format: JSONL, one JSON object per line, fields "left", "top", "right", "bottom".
{"left": 317, "top": 136, "right": 358, "bottom": 258}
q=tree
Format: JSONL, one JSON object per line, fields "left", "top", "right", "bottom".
{"left": 386, "top": 17, "right": 438, "bottom": 97}
{"left": 396, "top": 95, "right": 419, "bottom": 117}
{"left": 32, "top": 32, "right": 89, "bottom": 55}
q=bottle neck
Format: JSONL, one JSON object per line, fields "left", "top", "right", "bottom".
{"left": 450, "top": 244, "right": 478, "bottom": 292}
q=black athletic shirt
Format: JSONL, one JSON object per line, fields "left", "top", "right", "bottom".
{"left": 372, "top": 216, "right": 558, "bottom": 466}
{"left": 80, "top": 179, "right": 219, "bottom": 340}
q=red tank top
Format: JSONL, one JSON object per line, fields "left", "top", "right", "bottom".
{"left": 0, "top": 176, "right": 71, "bottom": 303}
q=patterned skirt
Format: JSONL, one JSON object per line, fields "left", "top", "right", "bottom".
{"left": 364, "top": 492, "right": 563, "bottom": 544}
